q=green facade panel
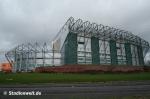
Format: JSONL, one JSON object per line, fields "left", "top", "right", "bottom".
{"left": 125, "top": 43, "right": 132, "bottom": 65}
{"left": 137, "top": 45, "right": 144, "bottom": 66}
{"left": 64, "top": 32, "right": 77, "bottom": 64}
{"left": 109, "top": 40, "right": 118, "bottom": 65}
{"left": 91, "top": 37, "right": 100, "bottom": 64}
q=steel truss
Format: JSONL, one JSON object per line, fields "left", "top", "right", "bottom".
{"left": 6, "top": 42, "right": 61, "bottom": 72}
{"left": 58, "top": 17, "right": 149, "bottom": 47}
{"left": 58, "top": 17, "right": 150, "bottom": 65}
{"left": 6, "top": 17, "right": 150, "bottom": 72}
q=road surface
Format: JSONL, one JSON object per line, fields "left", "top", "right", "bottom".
{"left": 0, "top": 83, "right": 150, "bottom": 99}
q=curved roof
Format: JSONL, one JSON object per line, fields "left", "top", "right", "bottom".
{"left": 56, "top": 17, "right": 149, "bottom": 48}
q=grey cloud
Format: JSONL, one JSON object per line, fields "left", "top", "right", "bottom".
{"left": 0, "top": 0, "right": 150, "bottom": 51}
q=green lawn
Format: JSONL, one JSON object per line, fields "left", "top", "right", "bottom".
{"left": 0, "top": 72, "right": 150, "bottom": 84}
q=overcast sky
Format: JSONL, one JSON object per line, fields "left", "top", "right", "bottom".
{"left": 0, "top": 0, "right": 150, "bottom": 61}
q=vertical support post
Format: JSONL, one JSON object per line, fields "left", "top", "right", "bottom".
{"left": 34, "top": 43, "right": 37, "bottom": 67}
{"left": 19, "top": 53, "right": 22, "bottom": 72}
{"left": 91, "top": 37, "right": 100, "bottom": 64}
{"left": 42, "top": 49, "right": 45, "bottom": 67}
{"left": 14, "top": 51, "right": 16, "bottom": 72}
{"left": 34, "top": 51, "right": 37, "bottom": 68}
{"left": 26, "top": 52, "right": 29, "bottom": 72}
{"left": 64, "top": 32, "right": 77, "bottom": 64}
{"left": 109, "top": 40, "right": 118, "bottom": 65}
{"left": 104, "top": 40, "right": 107, "bottom": 64}
{"left": 52, "top": 41, "right": 55, "bottom": 66}
{"left": 125, "top": 43, "right": 132, "bottom": 65}
{"left": 84, "top": 33, "right": 86, "bottom": 64}
{"left": 22, "top": 53, "right": 26, "bottom": 71}
{"left": 137, "top": 45, "right": 144, "bottom": 66}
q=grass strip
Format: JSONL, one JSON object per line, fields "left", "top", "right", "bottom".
{"left": 0, "top": 72, "right": 150, "bottom": 84}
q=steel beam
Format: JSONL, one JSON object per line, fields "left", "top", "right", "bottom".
{"left": 125, "top": 43, "right": 132, "bottom": 65}
{"left": 64, "top": 32, "right": 77, "bottom": 64}
{"left": 109, "top": 40, "right": 118, "bottom": 65}
{"left": 137, "top": 45, "right": 144, "bottom": 66}
{"left": 91, "top": 37, "right": 100, "bottom": 64}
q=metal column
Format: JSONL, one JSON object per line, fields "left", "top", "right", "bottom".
{"left": 137, "top": 45, "right": 144, "bottom": 66}
{"left": 91, "top": 37, "right": 100, "bottom": 64}
{"left": 109, "top": 40, "right": 118, "bottom": 65}
{"left": 125, "top": 43, "right": 132, "bottom": 65}
{"left": 64, "top": 32, "right": 77, "bottom": 64}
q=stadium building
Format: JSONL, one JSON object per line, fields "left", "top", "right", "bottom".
{"left": 6, "top": 17, "right": 150, "bottom": 72}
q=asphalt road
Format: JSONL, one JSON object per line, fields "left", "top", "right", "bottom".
{"left": 0, "top": 83, "right": 150, "bottom": 99}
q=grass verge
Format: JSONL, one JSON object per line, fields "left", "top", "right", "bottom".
{"left": 0, "top": 72, "right": 150, "bottom": 84}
